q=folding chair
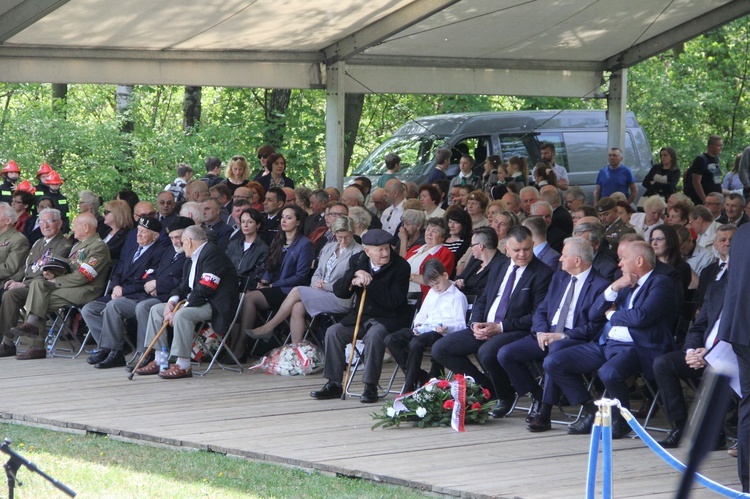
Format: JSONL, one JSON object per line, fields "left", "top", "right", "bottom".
{"left": 193, "top": 277, "right": 251, "bottom": 376}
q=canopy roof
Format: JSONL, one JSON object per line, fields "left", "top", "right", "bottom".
{"left": 0, "top": 0, "right": 747, "bottom": 97}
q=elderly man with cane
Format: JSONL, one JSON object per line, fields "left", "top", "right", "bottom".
{"left": 310, "top": 229, "right": 411, "bottom": 403}
{"left": 134, "top": 225, "right": 238, "bottom": 379}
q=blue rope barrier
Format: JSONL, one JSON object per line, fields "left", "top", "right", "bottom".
{"left": 620, "top": 406, "right": 749, "bottom": 498}
{"left": 586, "top": 418, "right": 602, "bottom": 499}
{"left": 601, "top": 421, "right": 612, "bottom": 499}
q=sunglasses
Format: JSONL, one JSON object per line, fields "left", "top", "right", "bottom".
{"left": 232, "top": 156, "right": 246, "bottom": 161}
{"left": 258, "top": 154, "right": 269, "bottom": 159}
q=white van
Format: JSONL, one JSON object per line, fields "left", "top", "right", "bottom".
{"left": 348, "top": 110, "right": 653, "bottom": 202}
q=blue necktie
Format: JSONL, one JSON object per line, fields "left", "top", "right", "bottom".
{"left": 132, "top": 246, "right": 143, "bottom": 262}
{"left": 493, "top": 265, "right": 518, "bottom": 322}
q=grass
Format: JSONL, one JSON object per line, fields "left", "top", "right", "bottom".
{"left": 0, "top": 422, "right": 431, "bottom": 498}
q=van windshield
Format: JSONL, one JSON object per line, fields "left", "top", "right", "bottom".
{"left": 351, "top": 134, "right": 447, "bottom": 177}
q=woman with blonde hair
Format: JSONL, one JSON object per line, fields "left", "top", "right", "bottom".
{"left": 223, "top": 155, "right": 251, "bottom": 196}
{"left": 101, "top": 199, "right": 133, "bottom": 260}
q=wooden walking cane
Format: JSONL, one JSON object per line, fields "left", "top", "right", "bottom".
{"left": 341, "top": 287, "right": 367, "bottom": 400}
{"left": 128, "top": 300, "right": 185, "bottom": 380}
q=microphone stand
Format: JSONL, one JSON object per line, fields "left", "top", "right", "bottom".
{"left": 1, "top": 438, "right": 76, "bottom": 498}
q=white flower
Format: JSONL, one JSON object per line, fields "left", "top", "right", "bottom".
{"left": 416, "top": 407, "right": 427, "bottom": 418}
{"left": 424, "top": 383, "right": 434, "bottom": 392}
{"left": 386, "top": 407, "right": 396, "bottom": 418}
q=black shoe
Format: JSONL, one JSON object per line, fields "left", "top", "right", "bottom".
{"left": 360, "top": 383, "right": 379, "bottom": 404}
{"left": 310, "top": 381, "right": 343, "bottom": 400}
{"left": 526, "top": 399, "right": 541, "bottom": 423}
{"left": 95, "top": 350, "right": 126, "bottom": 369}
{"left": 568, "top": 412, "right": 596, "bottom": 435}
{"left": 490, "top": 398, "right": 514, "bottom": 418}
{"left": 611, "top": 419, "right": 632, "bottom": 439}
{"left": 526, "top": 414, "right": 552, "bottom": 433}
{"left": 658, "top": 426, "right": 683, "bottom": 449}
{"left": 86, "top": 349, "right": 110, "bottom": 365}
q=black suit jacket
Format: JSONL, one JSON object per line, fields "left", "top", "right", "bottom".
{"left": 472, "top": 255, "right": 553, "bottom": 333}
{"left": 694, "top": 259, "right": 725, "bottom": 309}
{"left": 719, "top": 223, "right": 750, "bottom": 346}
{"left": 149, "top": 246, "right": 187, "bottom": 302}
{"left": 172, "top": 243, "right": 239, "bottom": 335}
{"left": 552, "top": 205, "right": 574, "bottom": 237}
{"left": 685, "top": 273, "right": 726, "bottom": 351}
{"left": 103, "top": 242, "right": 165, "bottom": 301}
{"left": 333, "top": 249, "right": 412, "bottom": 331}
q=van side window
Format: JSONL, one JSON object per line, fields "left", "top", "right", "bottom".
{"left": 450, "top": 136, "right": 491, "bottom": 176}
{"left": 537, "top": 133, "right": 568, "bottom": 171}
{"left": 498, "top": 135, "right": 535, "bottom": 163}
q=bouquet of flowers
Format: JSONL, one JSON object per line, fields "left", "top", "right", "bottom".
{"left": 371, "top": 375, "right": 494, "bottom": 430}
{"left": 250, "top": 341, "right": 325, "bottom": 376}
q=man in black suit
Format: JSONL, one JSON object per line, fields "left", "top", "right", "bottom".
{"left": 260, "top": 187, "right": 285, "bottom": 245}
{"left": 432, "top": 226, "right": 553, "bottom": 417}
{"left": 545, "top": 241, "right": 679, "bottom": 439}
{"left": 693, "top": 223, "right": 735, "bottom": 308}
{"left": 497, "top": 237, "right": 610, "bottom": 432}
{"left": 310, "top": 229, "right": 412, "bottom": 403}
{"left": 135, "top": 225, "right": 238, "bottom": 379}
{"left": 81, "top": 217, "right": 165, "bottom": 368}
{"left": 718, "top": 222, "right": 750, "bottom": 491}
{"left": 653, "top": 263, "right": 728, "bottom": 448}
{"left": 540, "top": 185, "right": 574, "bottom": 237}
{"left": 573, "top": 220, "right": 618, "bottom": 281}
{"left": 303, "top": 189, "right": 329, "bottom": 236}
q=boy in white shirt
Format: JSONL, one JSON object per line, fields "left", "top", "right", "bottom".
{"left": 384, "top": 259, "right": 468, "bottom": 392}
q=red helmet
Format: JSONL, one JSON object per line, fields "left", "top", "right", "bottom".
{"left": 15, "top": 180, "right": 36, "bottom": 194}
{"left": 2, "top": 160, "right": 20, "bottom": 174}
{"left": 36, "top": 162, "right": 53, "bottom": 178}
{"left": 44, "top": 170, "right": 64, "bottom": 186}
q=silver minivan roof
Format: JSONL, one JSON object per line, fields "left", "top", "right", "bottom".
{"left": 397, "top": 110, "right": 640, "bottom": 137}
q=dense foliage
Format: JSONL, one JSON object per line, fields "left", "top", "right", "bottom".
{"left": 0, "top": 17, "right": 747, "bottom": 206}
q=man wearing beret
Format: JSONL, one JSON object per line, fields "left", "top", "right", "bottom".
{"left": 134, "top": 224, "right": 238, "bottom": 379}
{"left": 10, "top": 212, "right": 111, "bottom": 360}
{"left": 0, "top": 207, "right": 71, "bottom": 357}
{"left": 311, "top": 228, "right": 412, "bottom": 403}
{"left": 596, "top": 197, "right": 635, "bottom": 253}
{"left": 81, "top": 217, "right": 165, "bottom": 368}
{"left": 0, "top": 202, "right": 30, "bottom": 290}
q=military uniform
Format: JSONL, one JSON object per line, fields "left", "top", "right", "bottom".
{"left": 0, "top": 227, "right": 30, "bottom": 286}
{"left": 24, "top": 235, "right": 111, "bottom": 320}
{"left": 603, "top": 217, "right": 636, "bottom": 253}
{"left": 0, "top": 233, "right": 71, "bottom": 340}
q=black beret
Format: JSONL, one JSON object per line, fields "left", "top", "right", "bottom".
{"left": 167, "top": 216, "right": 195, "bottom": 232}
{"left": 138, "top": 216, "right": 162, "bottom": 233}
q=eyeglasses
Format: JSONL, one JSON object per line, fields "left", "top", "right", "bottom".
{"left": 39, "top": 219, "right": 60, "bottom": 225}
{"left": 258, "top": 154, "right": 269, "bottom": 159}
{"left": 651, "top": 237, "right": 666, "bottom": 243}
{"left": 232, "top": 156, "right": 246, "bottom": 162}
{"left": 326, "top": 212, "right": 346, "bottom": 218}
{"left": 470, "top": 242, "right": 482, "bottom": 247}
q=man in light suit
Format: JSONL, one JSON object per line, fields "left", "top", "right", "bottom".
{"left": 497, "top": 237, "right": 610, "bottom": 432}
{"left": 718, "top": 222, "right": 750, "bottom": 491}
{"left": 432, "top": 225, "right": 553, "bottom": 417}
{"left": 545, "top": 240, "right": 678, "bottom": 439}
{"left": 135, "top": 225, "right": 238, "bottom": 379}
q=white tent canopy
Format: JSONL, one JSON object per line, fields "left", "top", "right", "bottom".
{"left": 0, "top": 0, "right": 747, "bottom": 185}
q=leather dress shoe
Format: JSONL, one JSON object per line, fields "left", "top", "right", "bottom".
{"left": 526, "top": 399, "right": 541, "bottom": 423}
{"left": 611, "top": 419, "right": 632, "bottom": 439}
{"left": 490, "top": 398, "right": 514, "bottom": 419}
{"left": 15, "top": 347, "right": 46, "bottom": 360}
{"left": 95, "top": 350, "right": 126, "bottom": 369}
{"left": 9, "top": 323, "right": 39, "bottom": 337}
{"left": 126, "top": 351, "right": 155, "bottom": 373}
{"left": 158, "top": 364, "right": 192, "bottom": 379}
{"left": 658, "top": 426, "right": 683, "bottom": 449}
{"left": 526, "top": 414, "right": 552, "bottom": 433}
{"left": 310, "top": 381, "right": 343, "bottom": 400}
{"left": 568, "top": 412, "right": 596, "bottom": 435}
{"left": 87, "top": 349, "right": 110, "bottom": 365}
{"left": 360, "top": 383, "right": 379, "bottom": 404}
{"left": 0, "top": 343, "right": 16, "bottom": 357}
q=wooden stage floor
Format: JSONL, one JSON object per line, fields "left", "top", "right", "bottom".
{"left": 0, "top": 353, "right": 743, "bottom": 498}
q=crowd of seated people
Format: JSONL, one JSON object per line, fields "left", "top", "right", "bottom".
{"left": 1, "top": 136, "right": 749, "bottom": 484}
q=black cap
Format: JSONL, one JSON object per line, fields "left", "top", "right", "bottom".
{"left": 42, "top": 256, "right": 70, "bottom": 276}
{"left": 361, "top": 229, "right": 392, "bottom": 246}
